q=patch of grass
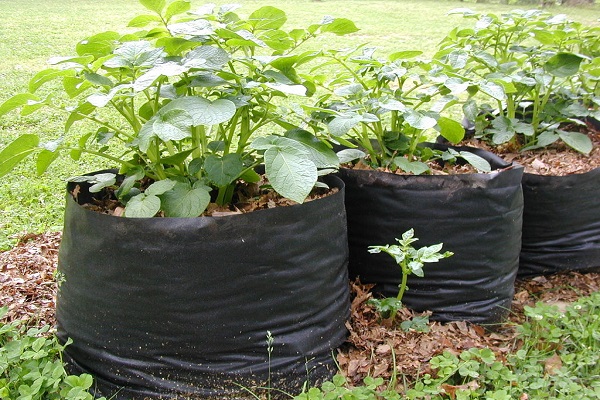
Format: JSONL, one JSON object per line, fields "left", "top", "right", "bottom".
{"left": 1, "top": 0, "right": 599, "bottom": 249}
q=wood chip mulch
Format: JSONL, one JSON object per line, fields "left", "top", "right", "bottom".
{"left": 1, "top": 232, "right": 598, "bottom": 392}
{"left": 464, "top": 124, "right": 600, "bottom": 176}
{"left": 0, "top": 232, "right": 61, "bottom": 327}
{"left": 338, "top": 273, "right": 599, "bottom": 391}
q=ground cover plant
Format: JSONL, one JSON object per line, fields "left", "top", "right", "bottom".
{"left": 0, "top": 308, "right": 105, "bottom": 400}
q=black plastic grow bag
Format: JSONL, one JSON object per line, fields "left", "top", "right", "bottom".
{"left": 518, "top": 168, "right": 600, "bottom": 276}
{"left": 56, "top": 172, "right": 350, "bottom": 399}
{"left": 338, "top": 144, "right": 524, "bottom": 324}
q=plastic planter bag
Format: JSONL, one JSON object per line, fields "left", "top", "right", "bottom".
{"left": 56, "top": 173, "right": 350, "bottom": 399}
{"left": 338, "top": 145, "right": 524, "bottom": 324}
{"left": 519, "top": 168, "right": 600, "bottom": 277}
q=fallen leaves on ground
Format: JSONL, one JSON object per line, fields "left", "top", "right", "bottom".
{"left": 0, "top": 232, "right": 60, "bottom": 327}
{"left": 338, "top": 272, "right": 599, "bottom": 391}
{"left": 0, "top": 232, "right": 598, "bottom": 392}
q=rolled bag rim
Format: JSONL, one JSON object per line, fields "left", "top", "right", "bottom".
{"left": 56, "top": 170, "right": 350, "bottom": 399}
{"left": 519, "top": 166, "right": 600, "bottom": 276}
{"left": 338, "top": 143, "right": 524, "bottom": 324}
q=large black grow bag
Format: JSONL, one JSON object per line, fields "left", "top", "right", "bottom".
{"left": 519, "top": 168, "right": 600, "bottom": 276}
{"left": 56, "top": 173, "right": 350, "bottom": 399}
{"left": 338, "top": 144, "right": 524, "bottom": 324}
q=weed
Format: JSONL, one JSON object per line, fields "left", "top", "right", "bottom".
{"left": 407, "top": 293, "right": 600, "bottom": 399}
{"left": 298, "top": 292, "right": 600, "bottom": 399}
{"left": 0, "top": 307, "right": 103, "bottom": 400}
{"left": 367, "top": 229, "right": 453, "bottom": 322}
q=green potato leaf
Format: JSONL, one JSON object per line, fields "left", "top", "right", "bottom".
{"left": 404, "top": 110, "right": 437, "bottom": 130}
{"left": 153, "top": 109, "right": 193, "bottom": 142}
{"left": 165, "top": 0, "right": 191, "bottom": 21}
{"left": 394, "top": 157, "right": 430, "bottom": 175}
{"left": 28, "top": 69, "right": 75, "bottom": 93}
{"left": 204, "top": 154, "right": 244, "bottom": 187}
{"left": 264, "top": 146, "right": 317, "bottom": 204}
{"left": 284, "top": 129, "right": 339, "bottom": 169}
{"left": 319, "top": 17, "right": 359, "bottom": 36}
{"left": 0, "top": 135, "right": 40, "bottom": 178}
{"left": 328, "top": 114, "right": 363, "bottom": 136}
{"left": 146, "top": 179, "right": 177, "bottom": 196}
{"left": 128, "top": 14, "right": 163, "bottom": 28}
{"left": 544, "top": 53, "right": 584, "bottom": 78}
{"left": 139, "top": 0, "right": 166, "bottom": 15}
{"left": 160, "top": 182, "right": 211, "bottom": 217}
{"left": 558, "top": 131, "right": 593, "bottom": 155}
{"left": 437, "top": 116, "right": 465, "bottom": 144}
{"left": 125, "top": 193, "right": 161, "bottom": 218}
{"left": 161, "top": 97, "right": 236, "bottom": 126}
{"left": 248, "top": 6, "right": 287, "bottom": 31}
{"left": 0, "top": 93, "right": 41, "bottom": 117}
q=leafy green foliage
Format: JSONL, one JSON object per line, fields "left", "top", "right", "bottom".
{"left": 437, "top": 9, "right": 599, "bottom": 154}
{"left": 0, "top": 0, "right": 359, "bottom": 217}
{"left": 0, "top": 308, "right": 104, "bottom": 400}
{"left": 367, "top": 229, "right": 453, "bottom": 321}
{"left": 306, "top": 46, "right": 491, "bottom": 173}
{"left": 400, "top": 315, "right": 431, "bottom": 333}
{"left": 295, "top": 375, "right": 402, "bottom": 400}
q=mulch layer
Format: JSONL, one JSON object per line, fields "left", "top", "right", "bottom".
{"left": 1, "top": 232, "right": 599, "bottom": 392}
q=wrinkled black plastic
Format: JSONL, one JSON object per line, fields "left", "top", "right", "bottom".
{"left": 338, "top": 145, "right": 524, "bottom": 324}
{"left": 519, "top": 168, "right": 600, "bottom": 276}
{"left": 56, "top": 173, "right": 350, "bottom": 399}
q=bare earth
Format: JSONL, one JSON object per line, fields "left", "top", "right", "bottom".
{"left": 1, "top": 232, "right": 599, "bottom": 393}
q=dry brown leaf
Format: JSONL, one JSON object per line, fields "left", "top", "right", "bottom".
{"left": 544, "top": 353, "right": 563, "bottom": 376}
{"left": 376, "top": 344, "right": 391, "bottom": 355}
{"left": 441, "top": 381, "right": 479, "bottom": 399}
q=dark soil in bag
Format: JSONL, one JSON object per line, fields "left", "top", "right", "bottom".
{"left": 338, "top": 145, "right": 524, "bottom": 325}
{"left": 519, "top": 168, "right": 600, "bottom": 277}
{"left": 56, "top": 173, "right": 350, "bottom": 399}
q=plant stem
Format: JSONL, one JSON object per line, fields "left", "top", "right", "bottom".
{"left": 148, "top": 139, "right": 167, "bottom": 180}
{"left": 358, "top": 125, "right": 378, "bottom": 164}
{"left": 65, "top": 147, "right": 135, "bottom": 169}
{"left": 237, "top": 108, "right": 252, "bottom": 151}
{"left": 397, "top": 263, "right": 409, "bottom": 303}
{"left": 52, "top": 105, "right": 134, "bottom": 141}
{"left": 535, "top": 76, "right": 557, "bottom": 133}
{"left": 191, "top": 125, "right": 206, "bottom": 161}
{"left": 407, "top": 128, "right": 422, "bottom": 159}
{"left": 224, "top": 113, "right": 241, "bottom": 156}
{"left": 333, "top": 56, "right": 369, "bottom": 90}
{"left": 390, "top": 262, "right": 409, "bottom": 322}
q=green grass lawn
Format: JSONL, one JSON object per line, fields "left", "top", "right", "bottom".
{"left": 1, "top": 0, "right": 599, "bottom": 249}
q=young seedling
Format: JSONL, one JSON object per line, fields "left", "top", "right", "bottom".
{"left": 367, "top": 229, "right": 453, "bottom": 323}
